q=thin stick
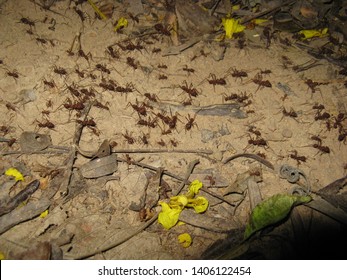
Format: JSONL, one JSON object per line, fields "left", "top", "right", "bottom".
{"left": 66, "top": 159, "right": 200, "bottom": 260}
{"left": 111, "top": 148, "right": 213, "bottom": 154}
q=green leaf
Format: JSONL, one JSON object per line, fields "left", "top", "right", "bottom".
{"left": 244, "top": 194, "right": 311, "bottom": 240}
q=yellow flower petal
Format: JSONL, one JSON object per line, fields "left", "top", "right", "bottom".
{"left": 5, "top": 168, "right": 24, "bottom": 181}
{"left": 0, "top": 252, "right": 5, "bottom": 260}
{"left": 298, "top": 28, "right": 328, "bottom": 39}
{"left": 158, "top": 202, "right": 182, "bottom": 230}
{"left": 178, "top": 233, "right": 192, "bottom": 248}
{"left": 187, "top": 196, "right": 209, "bottom": 213}
{"left": 39, "top": 210, "right": 49, "bottom": 218}
{"left": 87, "top": 0, "right": 107, "bottom": 20}
{"left": 170, "top": 195, "right": 188, "bottom": 208}
{"left": 187, "top": 179, "right": 203, "bottom": 198}
{"left": 222, "top": 18, "right": 245, "bottom": 39}
{"left": 114, "top": 17, "right": 128, "bottom": 32}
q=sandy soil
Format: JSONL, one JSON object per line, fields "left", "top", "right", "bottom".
{"left": 0, "top": 0, "right": 346, "bottom": 259}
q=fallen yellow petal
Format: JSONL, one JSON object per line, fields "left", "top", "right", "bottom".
{"left": 5, "top": 168, "right": 24, "bottom": 181}
{"left": 158, "top": 202, "right": 182, "bottom": 230}
{"left": 39, "top": 210, "right": 49, "bottom": 218}
{"left": 222, "top": 18, "right": 245, "bottom": 39}
{"left": 178, "top": 233, "right": 192, "bottom": 248}
{"left": 187, "top": 179, "right": 203, "bottom": 198}
{"left": 187, "top": 196, "right": 209, "bottom": 213}
{"left": 87, "top": 0, "right": 107, "bottom": 20}
{"left": 298, "top": 28, "right": 328, "bottom": 39}
{"left": 0, "top": 252, "right": 5, "bottom": 260}
{"left": 170, "top": 195, "right": 188, "bottom": 208}
{"left": 114, "top": 17, "right": 128, "bottom": 32}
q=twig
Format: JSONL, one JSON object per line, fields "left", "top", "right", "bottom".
{"left": 112, "top": 148, "right": 213, "bottom": 154}
{"left": 65, "top": 159, "right": 200, "bottom": 259}
{"left": 59, "top": 102, "right": 92, "bottom": 197}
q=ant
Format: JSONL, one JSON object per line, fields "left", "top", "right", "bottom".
{"left": 312, "top": 103, "right": 325, "bottom": 111}
{"left": 154, "top": 23, "right": 171, "bottom": 36}
{"left": 183, "top": 65, "right": 195, "bottom": 75}
{"left": 305, "top": 79, "right": 320, "bottom": 93}
{"left": 93, "top": 100, "right": 109, "bottom": 111}
{"left": 333, "top": 113, "right": 346, "bottom": 130}
{"left": 170, "top": 139, "right": 178, "bottom": 147}
{"left": 41, "top": 110, "right": 51, "bottom": 116}
{"left": 62, "top": 98, "right": 85, "bottom": 111}
{"left": 252, "top": 74, "right": 272, "bottom": 91}
{"left": 248, "top": 136, "right": 267, "bottom": 147}
{"left": 184, "top": 113, "right": 198, "bottom": 131}
{"left": 180, "top": 81, "right": 200, "bottom": 98}
{"left": 36, "top": 119, "right": 55, "bottom": 129}
{"left": 95, "top": 64, "right": 110, "bottom": 74}
{"left": 127, "top": 100, "right": 147, "bottom": 116}
{"left": 116, "top": 83, "right": 135, "bottom": 93}
{"left": 152, "top": 48, "right": 161, "bottom": 53}
{"left": 230, "top": 68, "right": 248, "bottom": 81}
{"left": 204, "top": 175, "right": 216, "bottom": 187}
{"left": 126, "top": 57, "right": 138, "bottom": 69}
{"left": 158, "top": 74, "right": 167, "bottom": 80}
{"left": 19, "top": 17, "right": 35, "bottom": 27}
{"left": 314, "top": 111, "right": 330, "bottom": 121}
{"left": 313, "top": 143, "right": 330, "bottom": 154}
{"left": 157, "top": 139, "right": 166, "bottom": 147}
{"left": 338, "top": 131, "right": 347, "bottom": 143}
{"left": 43, "top": 79, "right": 56, "bottom": 88}
{"left": 106, "top": 46, "right": 120, "bottom": 59}
{"left": 122, "top": 130, "right": 135, "bottom": 144}
{"left": 76, "top": 118, "right": 96, "bottom": 127}
{"left": 53, "top": 66, "right": 67, "bottom": 76}
{"left": 6, "top": 70, "right": 20, "bottom": 81}
{"left": 137, "top": 117, "right": 157, "bottom": 128}
{"left": 139, "top": 133, "right": 150, "bottom": 145}
{"left": 207, "top": 74, "right": 226, "bottom": 90}
{"left": 66, "top": 83, "right": 80, "bottom": 98}
{"left": 281, "top": 107, "right": 298, "bottom": 119}
{"left": 248, "top": 125, "right": 262, "bottom": 137}
{"left": 158, "top": 64, "right": 167, "bottom": 69}
{"left": 289, "top": 150, "right": 307, "bottom": 165}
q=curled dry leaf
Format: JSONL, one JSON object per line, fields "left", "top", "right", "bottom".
{"left": 80, "top": 154, "right": 118, "bottom": 179}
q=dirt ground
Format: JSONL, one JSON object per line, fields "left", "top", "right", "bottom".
{"left": 0, "top": 0, "right": 346, "bottom": 260}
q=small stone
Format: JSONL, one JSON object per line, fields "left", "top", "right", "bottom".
{"left": 282, "top": 128, "right": 293, "bottom": 138}
{"left": 201, "top": 129, "right": 216, "bottom": 143}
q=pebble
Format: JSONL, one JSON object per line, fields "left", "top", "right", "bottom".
{"left": 282, "top": 128, "right": 293, "bottom": 138}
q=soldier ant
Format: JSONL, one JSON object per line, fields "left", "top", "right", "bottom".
{"left": 158, "top": 64, "right": 167, "bottom": 69}
{"left": 183, "top": 65, "right": 195, "bottom": 75}
{"left": 170, "top": 139, "right": 178, "bottom": 147}
{"left": 126, "top": 57, "right": 138, "bottom": 69}
{"left": 158, "top": 74, "right": 167, "bottom": 80}
{"left": 281, "top": 107, "right": 298, "bottom": 120}
{"left": 139, "top": 133, "right": 150, "bottom": 145}
{"left": 76, "top": 118, "right": 96, "bottom": 127}
{"left": 305, "top": 79, "right": 323, "bottom": 94}
{"left": 289, "top": 150, "right": 307, "bottom": 165}
{"left": 106, "top": 46, "right": 120, "bottom": 59}
{"left": 122, "top": 131, "right": 135, "bottom": 144}
{"left": 144, "top": 93, "right": 159, "bottom": 102}
{"left": 36, "top": 119, "right": 55, "bottom": 129}
{"left": 137, "top": 117, "right": 157, "bottom": 128}
{"left": 180, "top": 81, "right": 200, "bottom": 98}
{"left": 53, "top": 66, "right": 67, "bottom": 76}
{"left": 248, "top": 136, "right": 267, "bottom": 147}
{"left": 207, "top": 74, "right": 226, "bottom": 90}
{"left": 184, "top": 113, "right": 198, "bottom": 132}
{"left": 62, "top": 98, "right": 85, "bottom": 111}
{"left": 333, "top": 113, "right": 346, "bottom": 130}
{"left": 127, "top": 100, "right": 147, "bottom": 116}
{"left": 19, "top": 17, "right": 36, "bottom": 27}
{"left": 154, "top": 23, "right": 171, "bottom": 36}
{"left": 6, "top": 70, "right": 20, "bottom": 81}
{"left": 310, "top": 135, "right": 330, "bottom": 154}
{"left": 93, "top": 100, "right": 109, "bottom": 111}
{"left": 314, "top": 111, "right": 330, "bottom": 121}
{"left": 229, "top": 67, "right": 248, "bottom": 81}
{"left": 95, "top": 64, "right": 110, "bottom": 74}
{"left": 43, "top": 78, "right": 56, "bottom": 89}
{"left": 157, "top": 139, "right": 166, "bottom": 147}
{"left": 252, "top": 74, "right": 272, "bottom": 92}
